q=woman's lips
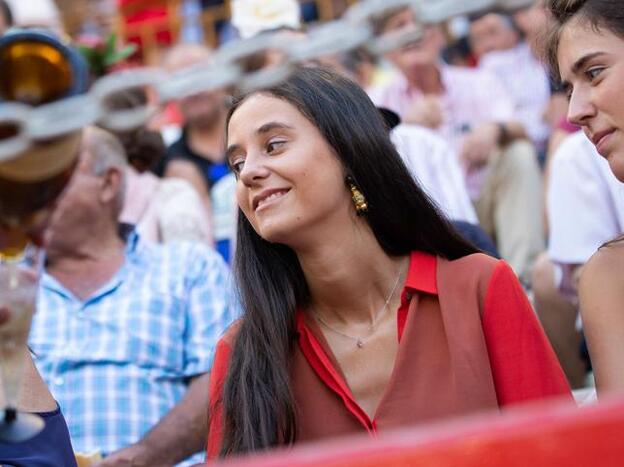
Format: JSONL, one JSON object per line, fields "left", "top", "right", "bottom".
{"left": 254, "top": 189, "right": 290, "bottom": 212}
{"left": 593, "top": 129, "right": 616, "bottom": 157}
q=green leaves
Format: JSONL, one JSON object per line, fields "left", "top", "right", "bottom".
{"left": 77, "top": 33, "right": 138, "bottom": 78}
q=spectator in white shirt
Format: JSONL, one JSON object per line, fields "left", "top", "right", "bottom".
{"left": 391, "top": 123, "right": 478, "bottom": 224}
{"left": 378, "top": 108, "right": 496, "bottom": 256}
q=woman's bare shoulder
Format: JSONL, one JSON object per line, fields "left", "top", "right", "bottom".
{"left": 583, "top": 241, "right": 624, "bottom": 279}
{"left": 580, "top": 241, "right": 624, "bottom": 306}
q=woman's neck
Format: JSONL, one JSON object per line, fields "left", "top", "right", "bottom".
{"left": 297, "top": 226, "right": 408, "bottom": 326}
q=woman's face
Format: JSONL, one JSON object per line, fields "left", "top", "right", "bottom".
{"left": 227, "top": 94, "right": 353, "bottom": 248}
{"left": 558, "top": 19, "right": 624, "bottom": 181}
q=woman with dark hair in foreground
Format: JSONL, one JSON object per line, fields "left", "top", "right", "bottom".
{"left": 207, "top": 66, "right": 571, "bottom": 458}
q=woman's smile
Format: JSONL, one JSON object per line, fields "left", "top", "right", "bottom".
{"left": 253, "top": 188, "right": 291, "bottom": 212}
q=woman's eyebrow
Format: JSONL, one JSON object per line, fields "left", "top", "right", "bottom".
{"left": 256, "top": 122, "right": 294, "bottom": 134}
{"left": 226, "top": 144, "right": 242, "bottom": 161}
{"left": 571, "top": 51, "right": 607, "bottom": 75}
{"left": 225, "top": 122, "right": 294, "bottom": 160}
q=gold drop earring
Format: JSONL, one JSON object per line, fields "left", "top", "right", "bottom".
{"left": 346, "top": 176, "right": 368, "bottom": 216}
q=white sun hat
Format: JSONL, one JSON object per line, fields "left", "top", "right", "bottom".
{"left": 5, "top": 0, "right": 62, "bottom": 32}
{"left": 231, "top": 0, "right": 302, "bottom": 39}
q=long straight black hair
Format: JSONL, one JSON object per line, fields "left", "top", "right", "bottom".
{"left": 218, "top": 66, "right": 478, "bottom": 456}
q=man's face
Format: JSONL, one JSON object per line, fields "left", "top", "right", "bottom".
{"left": 469, "top": 13, "right": 519, "bottom": 59}
{"left": 513, "top": 1, "right": 548, "bottom": 43}
{"left": 44, "top": 148, "right": 103, "bottom": 251}
{"left": 179, "top": 89, "right": 225, "bottom": 128}
{"left": 382, "top": 9, "right": 445, "bottom": 81}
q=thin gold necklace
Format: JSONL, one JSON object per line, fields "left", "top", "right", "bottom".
{"left": 313, "top": 263, "right": 405, "bottom": 349}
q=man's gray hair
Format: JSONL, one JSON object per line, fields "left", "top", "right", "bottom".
{"left": 83, "top": 126, "right": 127, "bottom": 214}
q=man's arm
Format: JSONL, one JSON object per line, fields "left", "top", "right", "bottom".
{"left": 459, "top": 67, "right": 528, "bottom": 169}
{"left": 98, "top": 372, "right": 210, "bottom": 466}
{"left": 460, "top": 121, "right": 527, "bottom": 169}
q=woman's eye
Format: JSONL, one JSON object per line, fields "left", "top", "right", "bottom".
{"left": 267, "top": 140, "right": 285, "bottom": 153}
{"left": 231, "top": 159, "right": 245, "bottom": 174}
{"left": 561, "top": 82, "right": 572, "bottom": 101}
{"left": 586, "top": 67, "right": 604, "bottom": 81}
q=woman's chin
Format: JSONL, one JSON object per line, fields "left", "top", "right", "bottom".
{"left": 608, "top": 153, "right": 624, "bottom": 183}
{"left": 609, "top": 157, "right": 624, "bottom": 183}
{"left": 255, "top": 221, "right": 295, "bottom": 246}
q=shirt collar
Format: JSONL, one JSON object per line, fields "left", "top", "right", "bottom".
{"left": 41, "top": 225, "right": 141, "bottom": 300}
{"left": 121, "top": 223, "right": 140, "bottom": 256}
{"left": 404, "top": 251, "right": 438, "bottom": 295}
{"left": 438, "top": 63, "right": 453, "bottom": 90}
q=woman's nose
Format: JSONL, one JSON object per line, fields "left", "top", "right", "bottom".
{"left": 567, "top": 86, "right": 596, "bottom": 127}
{"left": 239, "top": 153, "right": 270, "bottom": 186}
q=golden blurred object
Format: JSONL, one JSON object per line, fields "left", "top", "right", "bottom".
{"left": 0, "top": 227, "right": 29, "bottom": 259}
{"left": 0, "top": 41, "right": 73, "bottom": 106}
{"left": 0, "top": 131, "right": 81, "bottom": 235}
{"left": 75, "top": 451, "right": 103, "bottom": 467}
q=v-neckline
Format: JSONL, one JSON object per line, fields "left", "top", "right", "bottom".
{"left": 299, "top": 292, "right": 416, "bottom": 427}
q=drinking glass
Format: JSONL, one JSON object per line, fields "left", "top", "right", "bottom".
{"left": 0, "top": 243, "right": 44, "bottom": 442}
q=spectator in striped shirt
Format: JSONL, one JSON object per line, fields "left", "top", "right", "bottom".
{"left": 29, "top": 127, "right": 238, "bottom": 465}
{"left": 368, "top": 6, "right": 544, "bottom": 285}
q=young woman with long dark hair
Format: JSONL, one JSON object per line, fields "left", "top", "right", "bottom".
{"left": 546, "top": 0, "right": 624, "bottom": 396}
{"left": 207, "top": 66, "right": 570, "bottom": 458}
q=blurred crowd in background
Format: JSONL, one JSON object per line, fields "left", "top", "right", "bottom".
{"left": 1, "top": 0, "right": 621, "bottom": 464}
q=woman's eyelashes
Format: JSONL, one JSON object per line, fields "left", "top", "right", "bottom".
{"left": 586, "top": 66, "right": 605, "bottom": 82}
{"left": 230, "top": 139, "right": 288, "bottom": 176}
{"left": 231, "top": 158, "right": 245, "bottom": 175}
{"left": 266, "top": 138, "right": 287, "bottom": 154}
{"left": 563, "top": 66, "right": 607, "bottom": 101}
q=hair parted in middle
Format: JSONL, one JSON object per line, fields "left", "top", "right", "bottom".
{"left": 217, "top": 65, "right": 479, "bottom": 457}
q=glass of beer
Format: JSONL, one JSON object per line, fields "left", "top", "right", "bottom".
{"left": 0, "top": 131, "right": 80, "bottom": 443}
{"left": 0, "top": 243, "right": 44, "bottom": 442}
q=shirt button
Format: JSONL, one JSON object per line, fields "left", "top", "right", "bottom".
{"left": 54, "top": 377, "right": 64, "bottom": 386}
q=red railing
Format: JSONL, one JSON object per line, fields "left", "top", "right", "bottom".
{"left": 205, "top": 396, "right": 623, "bottom": 466}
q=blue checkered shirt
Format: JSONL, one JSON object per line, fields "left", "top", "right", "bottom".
{"left": 29, "top": 232, "right": 238, "bottom": 464}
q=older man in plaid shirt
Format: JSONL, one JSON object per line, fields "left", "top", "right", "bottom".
{"left": 29, "top": 127, "right": 237, "bottom": 466}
